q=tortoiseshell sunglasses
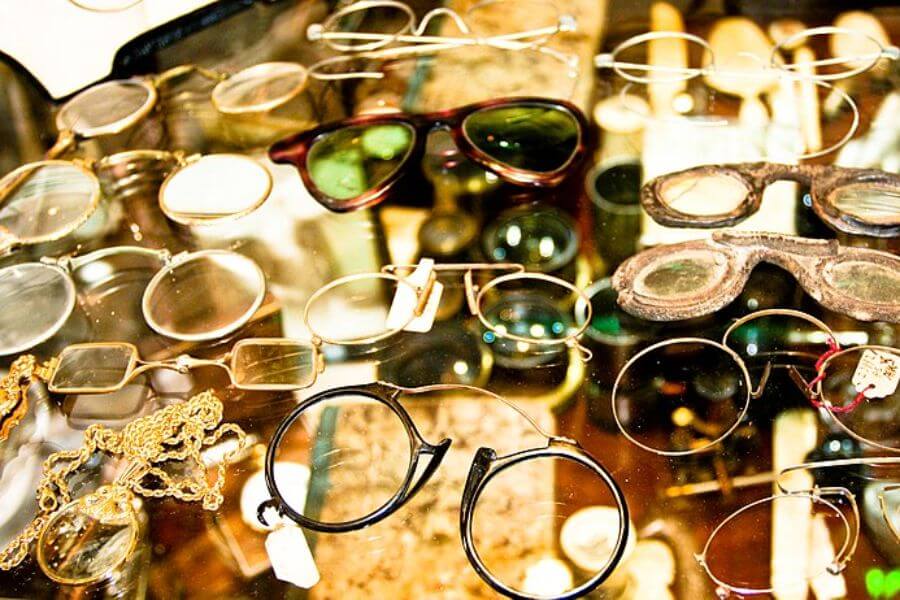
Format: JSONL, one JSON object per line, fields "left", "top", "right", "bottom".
{"left": 268, "top": 97, "right": 588, "bottom": 212}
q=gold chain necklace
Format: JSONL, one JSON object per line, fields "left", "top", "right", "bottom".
{"left": 0, "top": 389, "right": 248, "bottom": 577}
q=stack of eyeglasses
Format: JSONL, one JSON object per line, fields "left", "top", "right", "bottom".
{"left": 0, "top": 1, "right": 898, "bottom": 599}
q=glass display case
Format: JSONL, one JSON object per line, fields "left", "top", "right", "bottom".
{"left": 0, "top": 0, "right": 897, "bottom": 598}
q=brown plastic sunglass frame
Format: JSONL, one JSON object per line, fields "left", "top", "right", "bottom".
{"left": 268, "top": 97, "right": 588, "bottom": 212}
{"left": 641, "top": 162, "right": 900, "bottom": 237}
{"left": 612, "top": 231, "right": 900, "bottom": 323}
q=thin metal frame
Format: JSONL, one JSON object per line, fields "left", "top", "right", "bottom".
{"left": 257, "top": 380, "right": 629, "bottom": 600}
{"left": 611, "top": 308, "right": 839, "bottom": 456}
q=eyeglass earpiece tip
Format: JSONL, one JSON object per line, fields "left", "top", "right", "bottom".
{"left": 307, "top": 23, "right": 324, "bottom": 41}
{"left": 594, "top": 53, "right": 614, "bottom": 68}
{"left": 559, "top": 14, "right": 577, "bottom": 32}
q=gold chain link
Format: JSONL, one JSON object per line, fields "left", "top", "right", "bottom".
{"left": 0, "top": 389, "right": 248, "bottom": 571}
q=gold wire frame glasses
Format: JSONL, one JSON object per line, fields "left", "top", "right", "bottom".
{"left": 304, "top": 0, "right": 579, "bottom": 82}
{"left": 697, "top": 457, "right": 900, "bottom": 597}
{"left": 304, "top": 261, "right": 594, "bottom": 360}
{"left": 592, "top": 28, "right": 872, "bottom": 159}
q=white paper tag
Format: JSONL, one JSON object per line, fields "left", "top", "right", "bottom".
{"left": 852, "top": 350, "right": 900, "bottom": 399}
{"left": 265, "top": 525, "right": 320, "bottom": 589}
{"left": 385, "top": 258, "right": 443, "bottom": 333}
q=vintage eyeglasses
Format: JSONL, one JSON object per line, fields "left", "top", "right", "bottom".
{"left": 789, "top": 345, "right": 900, "bottom": 454}
{"left": 592, "top": 28, "right": 875, "bottom": 159}
{"left": 594, "top": 26, "right": 898, "bottom": 85}
{"left": 698, "top": 457, "right": 900, "bottom": 597}
{"left": 305, "top": 0, "right": 577, "bottom": 81}
{"left": 0, "top": 150, "right": 273, "bottom": 248}
{"left": 269, "top": 98, "right": 587, "bottom": 212}
{"left": 0, "top": 245, "right": 266, "bottom": 354}
{"left": 256, "top": 380, "right": 629, "bottom": 600}
{"left": 640, "top": 162, "right": 900, "bottom": 238}
{"left": 611, "top": 308, "right": 846, "bottom": 456}
{"left": 612, "top": 231, "right": 900, "bottom": 323}
{"left": 305, "top": 261, "right": 593, "bottom": 360}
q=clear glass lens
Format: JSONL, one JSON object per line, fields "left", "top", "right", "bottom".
{"left": 57, "top": 80, "right": 154, "bottom": 137}
{"left": 483, "top": 206, "right": 578, "bottom": 273}
{"left": 608, "top": 33, "right": 711, "bottom": 83}
{"left": 0, "top": 263, "right": 74, "bottom": 355}
{"left": 471, "top": 456, "right": 622, "bottom": 598}
{"left": 656, "top": 171, "right": 750, "bottom": 216}
{"left": 159, "top": 155, "right": 271, "bottom": 224}
{"left": 272, "top": 393, "right": 412, "bottom": 524}
{"left": 634, "top": 251, "right": 726, "bottom": 299}
{"left": 50, "top": 344, "right": 136, "bottom": 392}
{"left": 827, "top": 261, "right": 900, "bottom": 305}
{"left": 326, "top": 3, "right": 412, "bottom": 49}
{"left": 827, "top": 185, "right": 900, "bottom": 225}
{"left": 463, "top": 104, "right": 579, "bottom": 173}
{"left": 478, "top": 276, "right": 583, "bottom": 346}
{"left": 37, "top": 490, "right": 137, "bottom": 584}
{"left": 307, "top": 124, "right": 414, "bottom": 201}
{"left": 305, "top": 274, "right": 409, "bottom": 344}
{"left": 465, "top": 0, "right": 559, "bottom": 40}
{"left": 614, "top": 341, "right": 748, "bottom": 454}
{"left": 0, "top": 162, "right": 98, "bottom": 243}
{"left": 212, "top": 62, "right": 307, "bottom": 114}
{"left": 723, "top": 312, "right": 835, "bottom": 391}
{"left": 776, "top": 29, "right": 884, "bottom": 79}
{"left": 819, "top": 347, "right": 900, "bottom": 450}
{"left": 231, "top": 341, "right": 316, "bottom": 389}
{"left": 144, "top": 252, "right": 265, "bottom": 340}
{"left": 704, "top": 494, "right": 849, "bottom": 592}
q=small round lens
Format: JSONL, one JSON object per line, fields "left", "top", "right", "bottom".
{"left": 819, "top": 347, "right": 900, "bottom": 451}
{"left": 656, "top": 170, "right": 751, "bottom": 217}
{"left": 827, "top": 185, "right": 900, "bottom": 226}
{"left": 0, "top": 161, "right": 99, "bottom": 244}
{"left": 470, "top": 455, "right": 624, "bottom": 598}
{"left": 305, "top": 274, "right": 415, "bottom": 345}
{"left": 213, "top": 62, "right": 308, "bottom": 114}
{"left": 271, "top": 392, "right": 412, "bottom": 526}
{"left": 465, "top": 0, "right": 559, "bottom": 41}
{"left": 477, "top": 274, "right": 586, "bottom": 347}
{"left": 462, "top": 103, "right": 579, "bottom": 173}
{"left": 723, "top": 311, "right": 836, "bottom": 394}
{"left": 605, "top": 31, "right": 712, "bottom": 83}
{"left": 143, "top": 251, "right": 265, "bottom": 341}
{"left": 613, "top": 340, "right": 750, "bottom": 455}
{"left": 704, "top": 494, "right": 850, "bottom": 593}
{"left": 159, "top": 155, "right": 271, "bottom": 224}
{"left": 483, "top": 205, "right": 578, "bottom": 273}
{"left": 307, "top": 123, "right": 414, "bottom": 202}
{"left": 0, "top": 263, "right": 75, "bottom": 355}
{"left": 775, "top": 28, "right": 885, "bottom": 80}
{"left": 826, "top": 260, "right": 900, "bottom": 305}
{"left": 633, "top": 251, "right": 728, "bottom": 300}
{"left": 56, "top": 80, "right": 155, "bottom": 138}
{"left": 36, "top": 489, "right": 138, "bottom": 584}
{"left": 322, "top": 2, "right": 413, "bottom": 51}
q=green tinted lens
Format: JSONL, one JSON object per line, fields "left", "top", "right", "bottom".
{"left": 307, "top": 123, "right": 414, "bottom": 201}
{"left": 463, "top": 103, "right": 579, "bottom": 173}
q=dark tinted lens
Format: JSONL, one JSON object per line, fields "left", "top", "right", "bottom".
{"left": 307, "top": 123, "right": 414, "bottom": 201}
{"left": 463, "top": 103, "right": 579, "bottom": 173}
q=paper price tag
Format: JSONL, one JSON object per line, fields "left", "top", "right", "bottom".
{"left": 265, "top": 524, "right": 320, "bottom": 589}
{"left": 385, "top": 259, "right": 443, "bottom": 333}
{"left": 852, "top": 349, "right": 900, "bottom": 399}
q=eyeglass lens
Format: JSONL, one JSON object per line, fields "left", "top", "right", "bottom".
{"left": 50, "top": 344, "right": 137, "bottom": 392}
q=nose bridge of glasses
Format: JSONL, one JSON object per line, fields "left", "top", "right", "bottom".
{"left": 713, "top": 231, "right": 839, "bottom": 258}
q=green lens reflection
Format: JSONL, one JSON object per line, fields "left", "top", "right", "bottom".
{"left": 307, "top": 123, "right": 414, "bottom": 201}
{"left": 463, "top": 104, "right": 578, "bottom": 173}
